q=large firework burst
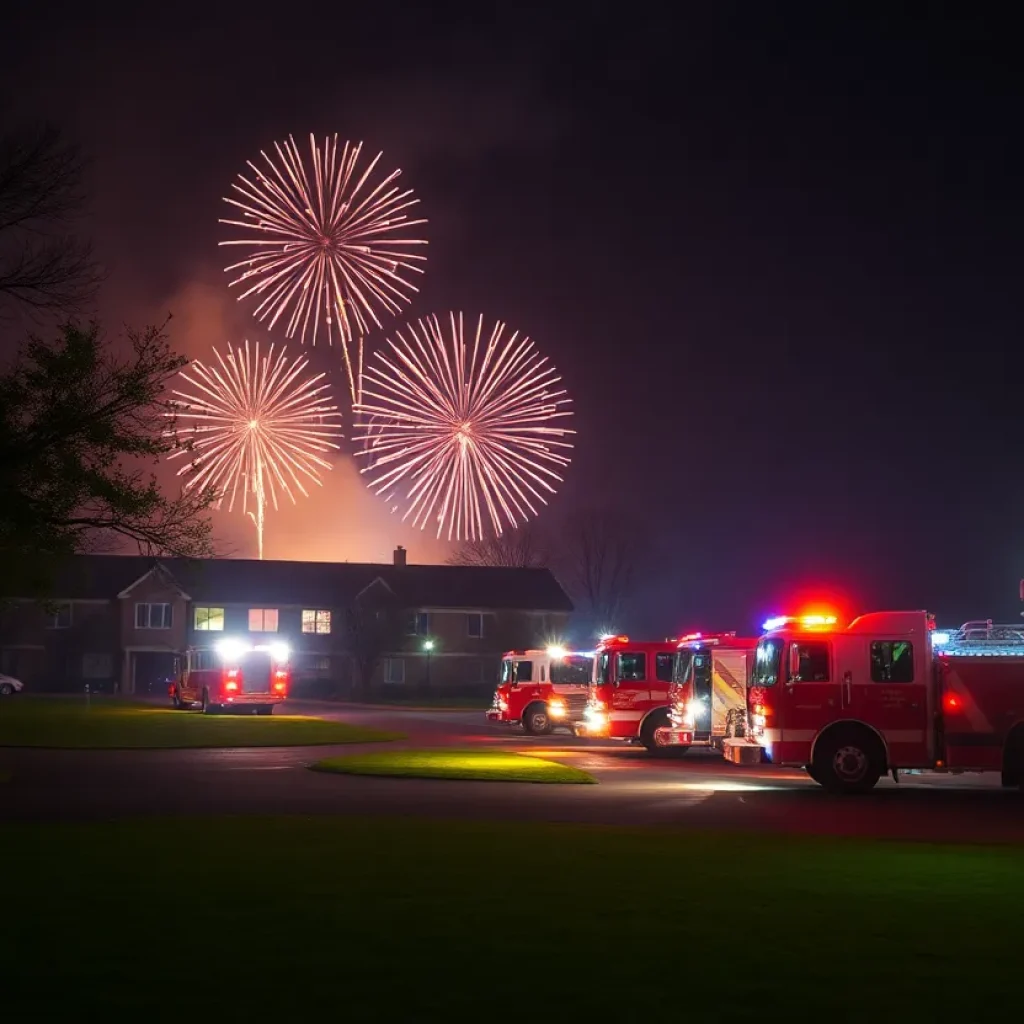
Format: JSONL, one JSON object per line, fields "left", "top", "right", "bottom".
{"left": 219, "top": 133, "right": 428, "bottom": 401}
{"left": 353, "top": 312, "right": 574, "bottom": 541}
{"left": 166, "top": 340, "right": 343, "bottom": 559}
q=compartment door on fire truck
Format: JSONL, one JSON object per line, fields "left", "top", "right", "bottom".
{"left": 777, "top": 638, "right": 839, "bottom": 762}
{"left": 710, "top": 650, "right": 749, "bottom": 738}
{"left": 845, "top": 637, "right": 930, "bottom": 766}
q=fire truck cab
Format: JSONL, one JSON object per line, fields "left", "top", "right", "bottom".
{"left": 169, "top": 639, "right": 291, "bottom": 715}
{"left": 730, "top": 610, "right": 1024, "bottom": 793}
{"left": 487, "top": 647, "right": 594, "bottom": 734}
{"left": 655, "top": 632, "right": 759, "bottom": 753}
{"left": 576, "top": 635, "right": 678, "bottom": 751}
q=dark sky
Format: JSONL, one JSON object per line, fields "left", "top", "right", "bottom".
{"left": 3, "top": 3, "right": 1022, "bottom": 637}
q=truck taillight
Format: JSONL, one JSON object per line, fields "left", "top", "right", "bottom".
{"left": 274, "top": 669, "right": 288, "bottom": 694}
{"left": 751, "top": 702, "right": 767, "bottom": 735}
{"left": 943, "top": 692, "right": 963, "bottom": 713}
{"left": 225, "top": 679, "right": 239, "bottom": 692}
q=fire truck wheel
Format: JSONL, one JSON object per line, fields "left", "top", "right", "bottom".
{"left": 201, "top": 690, "right": 220, "bottom": 716}
{"left": 812, "top": 728, "right": 883, "bottom": 794}
{"left": 522, "top": 703, "right": 552, "bottom": 735}
{"left": 640, "top": 710, "right": 678, "bottom": 755}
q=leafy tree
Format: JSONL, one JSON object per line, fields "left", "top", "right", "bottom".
{"left": 0, "top": 320, "right": 217, "bottom": 600}
{"left": 0, "top": 124, "right": 100, "bottom": 319}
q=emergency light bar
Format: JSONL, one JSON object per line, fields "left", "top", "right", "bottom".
{"left": 762, "top": 614, "right": 837, "bottom": 632}
{"left": 547, "top": 645, "right": 567, "bottom": 659}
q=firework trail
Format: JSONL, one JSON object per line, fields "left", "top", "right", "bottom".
{"left": 353, "top": 312, "right": 574, "bottom": 541}
{"left": 219, "top": 133, "right": 427, "bottom": 402}
{"left": 167, "top": 340, "right": 343, "bottom": 559}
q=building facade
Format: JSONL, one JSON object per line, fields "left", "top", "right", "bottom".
{"left": 0, "top": 548, "right": 573, "bottom": 698}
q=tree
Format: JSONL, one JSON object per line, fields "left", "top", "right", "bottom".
{"left": 345, "top": 584, "right": 406, "bottom": 698}
{"left": 447, "top": 523, "right": 550, "bottom": 568}
{"left": 557, "top": 508, "right": 641, "bottom": 633}
{"left": 0, "top": 320, "right": 218, "bottom": 600}
{"left": 0, "top": 125, "right": 101, "bottom": 319}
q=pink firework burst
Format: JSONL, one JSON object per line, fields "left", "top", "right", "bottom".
{"left": 219, "top": 134, "right": 428, "bottom": 400}
{"left": 166, "top": 340, "right": 343, "bottom": 559}
{"left": 353, "top": 312, "right": 574, "bottom": 541}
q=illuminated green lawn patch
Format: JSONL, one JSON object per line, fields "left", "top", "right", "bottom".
{"left": 0, "top": 697, "right": 403, "bottom": 749}
{"left": 311, "top": 748, "right": 595, "bottom": 783}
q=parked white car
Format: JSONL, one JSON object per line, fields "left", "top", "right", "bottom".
{"left": 0, "top": 673, "right": 24, "bottom": 696}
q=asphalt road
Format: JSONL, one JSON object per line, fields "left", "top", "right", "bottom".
{"left": 2, "top": 702, "right": 1023, "bottom": 842}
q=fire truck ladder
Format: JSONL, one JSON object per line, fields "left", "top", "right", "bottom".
{"left": 938, "top": 620, "right": 1024, "bottom": 657}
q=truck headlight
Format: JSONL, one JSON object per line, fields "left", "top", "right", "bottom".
{"left": 548, "top": 699, "right": 566, "bottom": 718}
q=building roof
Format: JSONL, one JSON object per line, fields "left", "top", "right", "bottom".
{"left": 51, "top": 555, "right": 574, "bottom": 613}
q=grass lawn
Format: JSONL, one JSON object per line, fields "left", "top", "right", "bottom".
{"left": 1, "top": 817, "right": 1021, "bottom": 1020}
{"left": 0, "top": 697, "right": 403, "bottom": 749}
{"left": 312, "top": 748, "right": 595, "bottom": 783}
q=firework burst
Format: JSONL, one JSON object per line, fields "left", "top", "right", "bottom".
{"left": 353, "top": 312, "right": 574, "bottom": 541}
{"left": 166, "top": 340, "right": 343, "bottom": 559}
{"left": 219, "top": 133, "right": 428, "bottom": 401}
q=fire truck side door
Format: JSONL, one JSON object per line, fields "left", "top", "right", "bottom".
{"left": 845, "top": 637, "right": 930, "bottom": 768}
{"left": 613, "top": 652, "right": 650, "bottom": 711}
{"left": 776, "top": 639, "right": 839, "bottom": 763}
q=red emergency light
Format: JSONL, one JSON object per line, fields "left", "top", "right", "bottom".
{"left": 762, "top": 613, "right": 838, "bottom": 632}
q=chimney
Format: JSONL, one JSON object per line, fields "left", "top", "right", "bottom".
{"left": 393, "top": 545, "right": 407, "bottom": 567}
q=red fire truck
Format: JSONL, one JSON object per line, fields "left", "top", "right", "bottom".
{"left": 487, "top": 647, "right": 594, "bottom": 734}
{"left": 729, "top": 610, "right": 1024, "bottom": 793}
{"left": 576, "top": 635, "right": 679, "bottom": 751}
{"left": 655, "top": 632, "right": 759, "bottom": 753}
{"left": 169, "top": 639, "right": 291, "bottom": 715}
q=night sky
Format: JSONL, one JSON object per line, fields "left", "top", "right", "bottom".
{"left": 2, "top": 5, "right": 1021, "bottom": 638}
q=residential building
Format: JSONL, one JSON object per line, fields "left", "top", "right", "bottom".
{"left": 0, "top": 547, "right": 573, "bottom": 697}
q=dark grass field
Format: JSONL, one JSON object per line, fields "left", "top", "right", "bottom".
{"left": 3, "top": 816, "right": 1021, "bottom": 1020}
{"left": 0, "top": 697, "right": 403, "bottom": 748}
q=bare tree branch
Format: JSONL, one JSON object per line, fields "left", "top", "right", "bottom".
{"left": 0, "top": 124, "right": 102, "bottom": 319}
{"left": 556, "top": 508, "right": 641, "bottom": 631}
{"left": 447, "top": 524, "right": 551, "bottom": 568}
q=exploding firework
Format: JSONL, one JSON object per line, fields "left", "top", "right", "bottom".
{"left": 167, "top": 340, "right": 343, "bottom": 559}
{"left": 353, "top": 312, "right": 574, "bottom": 541}
{"left": 219, "top": 134, "right": 427, "bottom": 401}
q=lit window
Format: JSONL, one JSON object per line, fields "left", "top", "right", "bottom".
{"left": 248, "top": 608, "right": 279, "bottom": 632}
{"left": 194, "top": 607, "right": 225, "bottom": 632}
{"left": 301, "top": 609, "right": 332, "bottom": 634}
{"left": 135, "top": 603, "right": 172, "bottom": 629}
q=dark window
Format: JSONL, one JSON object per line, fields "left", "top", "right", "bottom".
{"left": 753, "top": 640, "right": 783, "bottom": 687}
{"left": 870, "top": 641, "right": 915, "bottom": 683}
{"left": 515, "top": 660, "right": 533, "bottom": 683}
{"left": 550, "top": 656, "right": 592, "bottom": 685}
{"left": 672, "top": 650, "right": 694, "bottom": 684}
{"left": 792, "top": 642, "right": 830, "bottom": 682}
{"left": 406, "top": 612, "right": 430, "bottom": 636}
{"left": 617, "top": 653, "right": 646, "bottom": 682}
{"left": 598, "top": 653, "right": 612, "bottom": 684}
{"left": 467, "top": 613, "right": 483, "bottom": 638}
{"left": 46, "top": 604, "right": 72, "bottom": 629}
{"left": 655, "top": 653, "right": 674, "bottom": 682}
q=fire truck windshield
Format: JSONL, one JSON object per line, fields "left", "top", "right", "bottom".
{"left": 753, "top": 639, "right": 783, "bottom": 687}
{"left": 550, "top": 656, "right": 591, "bottom": 685}
{"left": 672, "top": 650, "right": 694, "bottom": 684}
